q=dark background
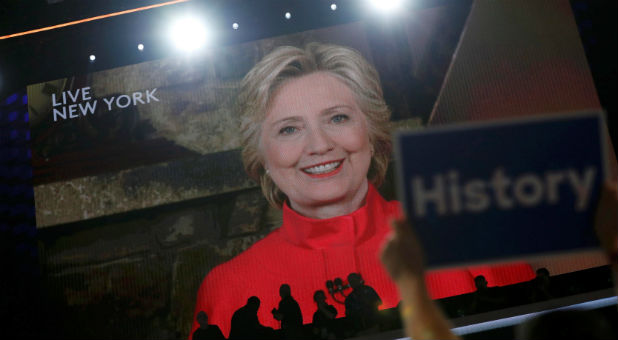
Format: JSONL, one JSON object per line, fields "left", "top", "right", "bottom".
{"left": 1, "top": 0, "right": 615, "bottom": 147}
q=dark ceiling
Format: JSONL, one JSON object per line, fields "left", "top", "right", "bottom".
{"left": 0, "top": 0, "right": 615, "bottom": 124}
{"left": 0, "top": 0, "right": 384, "bottom": 98}
{"left": 0, "top": 0, "right": 176, "bottom": 36}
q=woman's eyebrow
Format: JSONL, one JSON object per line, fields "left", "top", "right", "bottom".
{"left": 321, "top": 105, "right": 353, "bottom": 115}
{"left": 270, "top": 116, "right": 303, "bottom": 126}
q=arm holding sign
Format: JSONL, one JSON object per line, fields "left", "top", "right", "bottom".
{"left": 381, "top": 219, "right": 459, "bottom": 340}
{"left": 380, "top": 181, "right": 617, "bottom": 340}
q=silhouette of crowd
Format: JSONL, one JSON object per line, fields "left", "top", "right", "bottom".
{"left": 193, "top": 274, "right": 388, "bottom": 340}
{"left": 192, "top": 264, "right": 616, "bottom": 340}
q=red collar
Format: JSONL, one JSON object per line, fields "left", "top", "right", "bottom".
{"left": 279, "top": 183, "right": 389, "bottom": 249}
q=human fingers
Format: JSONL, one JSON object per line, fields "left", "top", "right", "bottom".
{"left": 383, "top": 218, "right": 425, "bottom": 278}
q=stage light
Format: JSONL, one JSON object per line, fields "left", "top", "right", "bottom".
{"left": 232, "top": 22, "right": 239, "bottom": 30}
{"left": 284, "top": 12, "right": 291, "bottom": 20}
{"left": 331, "top": 4, "right": 337, "bottom": 11}
{"left": 369, "top": 0, "right": 404, "bottom": 12}
{"left": 169, "top": 16, "right": 209, "bottom": 53}
{"left": 137, "top": 43, "right": 144, "bottom": 51}
{"left": 89, "top": 54, "right": 96, "bottom": 62}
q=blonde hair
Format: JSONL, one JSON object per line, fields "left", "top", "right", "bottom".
{"left": 239, "top": 43, "right": 392, "bottom": 208}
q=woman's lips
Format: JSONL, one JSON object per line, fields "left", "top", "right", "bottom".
{"left": 301, "top": 160, "right": 344, "bottom": 178}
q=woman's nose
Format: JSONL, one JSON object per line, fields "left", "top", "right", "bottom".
{"left": 306, "top": 126, "right": 334, "bottom": 155}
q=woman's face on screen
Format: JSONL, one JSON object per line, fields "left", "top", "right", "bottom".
{"left": 259, "top": 72, "right": 372, "bottom": 216}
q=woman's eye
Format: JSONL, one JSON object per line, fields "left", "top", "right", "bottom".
{"left": 331, "top": 114, "right": 349, "bottom": 124}
{"left": 279, "top": 126, "right": 298, "bottom": 135}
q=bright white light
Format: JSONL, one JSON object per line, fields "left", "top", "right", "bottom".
{"left": 137, "top": 43, "right": 144, "bottom": 51}
{"left": 232, "top": 22, "right": 239, "bottom": 30}
{"left": 331, "top": 4, "right": 337, "bottom": 11}
{"left": 284, "top": 12, "right": 291, "bottom": 20}
{"left": 89, "top": 54, "right": 96, "bottom": 61}
{"left": 369, "top": 0, "right": 403, "bottom": 12}
{"left": 169, "top": 16, "right": 209, "bottom": 53}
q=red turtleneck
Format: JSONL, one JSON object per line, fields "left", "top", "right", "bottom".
{"left": 191, "top": 184, "right": 534, "bottom": 338}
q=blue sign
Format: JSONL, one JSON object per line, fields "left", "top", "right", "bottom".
{"left": 395, "top": 111, "right": 608, "bottom": 269}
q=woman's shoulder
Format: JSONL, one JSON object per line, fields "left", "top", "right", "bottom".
{"left": 366, "top": 184, "right": 401, "bottom": 215}
{"left": 384, "top": 198, "right": 402, "bottom": 216}
{"left": 201, "top": 230, "right": 284, "bottom": 285}
{"left": 372, "top": 189, "right": 403, "bottom": 219}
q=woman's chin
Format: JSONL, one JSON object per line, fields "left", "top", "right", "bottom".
{"left": 294, "top": 191, "right": 343, "bottom": 205}
{"left": 289, "top": 184, "right": 365, "bottom": 211}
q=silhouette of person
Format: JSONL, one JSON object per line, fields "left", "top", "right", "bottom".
{"left": 312, "top": 290, "right": 338, "bottom": 339}
{"left": 192, "top": 311, "right": 225, "bottom": 340}
{"left": 272, "top": 284, "right": 303, "bottom": 339}
{"left": 229, "top": 296, "right": 273, "bottom": 340}
{"left": 468, "top": 275, "right": 505, "bottom": 313}
{"left": 344, "top": 273, "right": 382, "bottom": 332}
{"left": 529, "top": 267, "right": 553, "bottom": 302}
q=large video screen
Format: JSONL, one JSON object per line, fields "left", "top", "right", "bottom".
{"left": 26, "top": 1, "right": 612, "bottom": 339}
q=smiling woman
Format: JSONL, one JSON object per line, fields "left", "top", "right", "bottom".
{"left": 240, "top": 44, "right": 393, "bottom": 212}
{"left": 260, "top": 72, "right": 373, "bottom": 219}
{"left": 191, "top": 43, "right": 535, "bottom": 338}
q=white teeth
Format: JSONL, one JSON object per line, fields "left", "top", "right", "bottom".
{"left": 303, "top": 161, "right": 341, "bottom": 174}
